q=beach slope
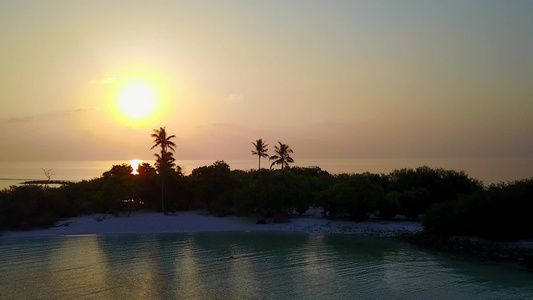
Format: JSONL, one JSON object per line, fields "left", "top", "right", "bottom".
{"left": 1, "top": 211, "right": 423, "bottom": 238}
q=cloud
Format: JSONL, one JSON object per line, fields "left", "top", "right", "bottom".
{"left": 0, "top": 108, "right": 95, "bottom": 124}
{"left": 73, "top": 108, "right": 95, "bottom": 113}
{"left": 90, "top": 75, "right": 117, "bottom": 84}
{"left": 0, "top": 116, "right": 34, "bottom": 124}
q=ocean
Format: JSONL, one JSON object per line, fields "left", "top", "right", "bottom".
{"left": 1, "top": 158, "right": 532, "bottom": 190}
{"left": 1, "top": 232, "right": 532, "bottom": 299}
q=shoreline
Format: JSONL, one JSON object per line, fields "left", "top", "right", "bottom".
{"left": 3, "top": 210, "right": 532, "bottom": 270}
{"left": 1, "top": 210, "right": 423, "bottom": 238}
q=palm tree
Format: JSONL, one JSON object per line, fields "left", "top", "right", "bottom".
{"left": 269, "top": 142, "right": 294, "bottom": 169}
{"left": 251, "top": 139, "right": 269, "bottom": 169}
{"left": 151, "top": 127, "right": 176, "bottom": 214}
{"left": 154, "top": 150, "right": 176, "bottom": 172}
{"left": 151, "top": 127, "right": 176, "bottom": 153}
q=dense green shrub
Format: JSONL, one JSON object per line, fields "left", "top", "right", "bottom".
{"left": 1, "top": 161, "right": 529, "bottom": 242}
{"left": 190, "top": 161, "right": 242, "bottom": 215}
{"left": 164, "top": 173, "right": 194, "bottom": 211}
{"left": 234, "top": 169, "right": 293, "bottom": 216}
{"left": 424, "top": 178, "right": 533, "bottom": 240}
{"left": 395, "top": 188, "right": 430, "bottom": 219}
{"left": 376, "top": 192, "right": 401, "bottom": 220}
{"left": 320, "top": 174, "right": 385, "bottom": 220}
{"left": 61, "top": 179, "right": 106, "bottom": 213}
{"left": 286, "top": 167, "right": 332, "bottom": 214}
{"left": 135, "top": 163, "right": 158, "bottom": 209}
{"left": 388, "top": 166, "right": 482, "bottom": 218}
{"left": 0, "top": 185, "right": 64, "bottom": 230}
{"left": 232, "top": 168, "right": 325, "bottom": 217}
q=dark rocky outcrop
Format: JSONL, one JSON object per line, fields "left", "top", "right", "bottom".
{"left": 396, "top": 232, "right": 533, "bottom": 270}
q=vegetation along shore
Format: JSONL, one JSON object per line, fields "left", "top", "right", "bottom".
{"left": 1, "top": 128, "right": 532, "bottom": 269}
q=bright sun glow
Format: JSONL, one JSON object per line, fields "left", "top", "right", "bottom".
{"left": 103, "top": 68, "right": 176, "bottom": 128}
{"left": 118, "top": 83, "right": 156, "bottom": 119}
{"left": 130, "top": 160, "right": 142, "bottom": 175}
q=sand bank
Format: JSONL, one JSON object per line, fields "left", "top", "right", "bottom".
{"left": 1, "top": 211, "right": 423, "bottom": 238}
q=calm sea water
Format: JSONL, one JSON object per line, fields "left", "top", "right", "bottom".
{"left": 1, "top": 158, "right": 532, "bottom": 189}
{"left": 0, "top": 232, "right": 531, "bottom": 299}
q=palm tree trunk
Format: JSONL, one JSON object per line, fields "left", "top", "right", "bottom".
{"left": 161, "top": 179, "right": 166, "bottom": 214}
{"left": 161, "top": 149, "right": 166, "bottom": 215}
{"left": 258, "top": 156, "right": 261, "bottom": 170}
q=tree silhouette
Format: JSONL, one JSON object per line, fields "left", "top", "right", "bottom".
{"left": 251, "top": 139, "right": 269, "bottom": 169}
{"left": 151, "top": 127, "right": 176, "bottom": 214}
{"left": 154, "top": 150, "right": 176, "bottom": 172}
{"left": 151, "top": 127, "right": 176, "bottom": 154}
{"left": 269, "top": 142, "right": 294, "bottom": 169}
{"left": 42, "top": 168, "right": 54, "bottom": 182}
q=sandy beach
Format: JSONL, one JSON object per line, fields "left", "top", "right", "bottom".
{"left": 1, "top": 211, "right": 423, "bottom": 239}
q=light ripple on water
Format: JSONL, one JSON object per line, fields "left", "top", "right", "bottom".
{"left": 1, "top": 232, "right": 532, "bottom": 300}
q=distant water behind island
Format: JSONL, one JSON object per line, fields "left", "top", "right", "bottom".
{"left": 1, "top": 158, "right": 532, "bottom": 190}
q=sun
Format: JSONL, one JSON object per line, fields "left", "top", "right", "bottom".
{"left": 130, "top": 160, "right": 142, "bottom": 175}
{"left": 118, "top": 83, "right": 156, "bottom": 119}
{"left": 102, "top": 69, "right": 174, "bottom": 127}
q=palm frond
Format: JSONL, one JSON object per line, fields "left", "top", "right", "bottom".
{"left": 267, "top": 141, "right": 295, "bottom": 169}
{"left": 270, "top": 160, "right": 280, "bottom": 169}
{"left": 151, "top": 127, "right": 177, "bottom": 152}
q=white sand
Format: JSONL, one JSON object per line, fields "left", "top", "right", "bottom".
{"left": 1, "top": 211, "right": 423, "bottom": 238}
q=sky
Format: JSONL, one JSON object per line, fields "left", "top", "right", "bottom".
{"left": 1, "top": 0, "right": 532, "bottom": 162}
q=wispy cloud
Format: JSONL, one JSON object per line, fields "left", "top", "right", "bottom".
{"left": 0, "top": 108, "right": 95, "bottom": 124}
{"left": 90, "top": 75, "right": 117, "bottom": 84}
{"left": 1, "top": 116, "right": 34, "bottom": 124}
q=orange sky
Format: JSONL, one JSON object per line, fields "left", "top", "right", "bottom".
{"left": 1, "top": 1, "right": 532, "bottom": 161}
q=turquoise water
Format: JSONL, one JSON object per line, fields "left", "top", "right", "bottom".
{"left": 1, "top": 232, "right": 532, "bottom": 299}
